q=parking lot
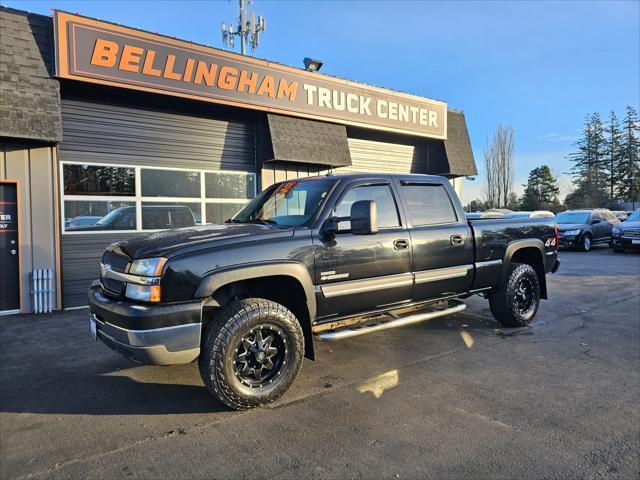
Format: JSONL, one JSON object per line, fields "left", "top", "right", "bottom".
{"left": 1, "top": 247, "right": 639, "bottom": 479}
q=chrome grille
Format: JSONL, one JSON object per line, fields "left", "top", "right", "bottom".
{"left": 102, "top": 250, "right": 129, "bottom": 273}
{"left": 622, "top": 229, "right": 640, "bottom": 239}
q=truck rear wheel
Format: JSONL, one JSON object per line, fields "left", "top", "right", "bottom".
{"left": 198, "top": 298, "right": 304, "bottom": 410}
{"left": 489, "top": 263, "right": 540, "bottom": 327}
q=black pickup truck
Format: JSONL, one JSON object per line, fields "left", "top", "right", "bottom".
{"left": 89, "top": 173, "right": 560, "bottom": 410}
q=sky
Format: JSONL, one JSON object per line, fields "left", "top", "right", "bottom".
{"left": 5, "top": 0, "right": 640, "bottom": 203}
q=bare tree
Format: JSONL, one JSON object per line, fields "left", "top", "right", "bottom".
{"left": 484, "top": 125, "right": 515, "bottom": 208}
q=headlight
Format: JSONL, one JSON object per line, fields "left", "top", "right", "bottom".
{"left": 129, "top": 257, "right": 167, "bottom": 276}
{"left": 125, "top": 284, "right": 161, "bottom": 302}
{"left": 564, "top": 229, "right": 581, "bottom": 236}
{"left": 612, "top": 227, "right": 621, "bottom": 236}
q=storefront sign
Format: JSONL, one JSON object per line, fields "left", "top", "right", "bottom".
{"left": 54, "top": 11, "right": 447, "bottom": 139}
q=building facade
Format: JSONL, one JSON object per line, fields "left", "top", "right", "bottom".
{"left": 0, "top": 8, "right": 477, "bottom": 313}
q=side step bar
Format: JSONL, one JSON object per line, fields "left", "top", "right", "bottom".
{"left": 314, "top": 299, "right": 467, "bottom": 341}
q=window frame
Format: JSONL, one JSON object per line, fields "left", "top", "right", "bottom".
{"left": 332, "top": 182, "right": 403, "bottom": 231}
{"left": 399, "top": 182, "right": 460, "bottom": 227}
{"left": 60, "top": 161, "right": 256, "bottom": 234}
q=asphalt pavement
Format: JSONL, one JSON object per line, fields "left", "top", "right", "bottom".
{"left": 1, "top": 247, "right": 639, "bottom": 479}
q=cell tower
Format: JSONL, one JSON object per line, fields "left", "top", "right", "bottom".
{"left": 221, "top": 0, "right": 266, "bottom": 56}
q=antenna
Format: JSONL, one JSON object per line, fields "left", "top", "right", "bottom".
{"left": 220, "top": 0, "right": 267, "bottom": 55}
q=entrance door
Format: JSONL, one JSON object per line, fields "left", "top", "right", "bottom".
{"left": 0, "top": 181, "right": 20, "bottom": 312}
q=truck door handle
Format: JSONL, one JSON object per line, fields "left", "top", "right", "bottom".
{"left": 393, "top": 239, "right": 409, "bottom": 250}
{"left": 450, "top": 234, "right": 464, "bottom": 245}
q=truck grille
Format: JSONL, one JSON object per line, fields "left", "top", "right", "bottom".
{"left": 102, "top": 250, "right": 129, "bottom": 273}
{"left": 102, "top": 277, "right": 125, "bottom": 295}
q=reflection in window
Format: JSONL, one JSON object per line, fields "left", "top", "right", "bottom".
{"left": 205, "top": 172, "right": 254, "bottom": 199}
{"left": 141, "top": 202, "right": 200, "bottom": 229}
{"left": 63, "top": 165, "right": 135, "bottom": 196}
{"left": 206, "top": 203, "right": 244, "bottom": 224}
{"left": 141, "top": 169, "right": 201, "bottom": 198}
{"left": 64, "top": 201, "right": 136, "bottom": 231}
{"left": 335, "top": 185, "right": 400, "bottom": 229}
{"left": 402, "top": 185, "right": 457, "bottom": 225}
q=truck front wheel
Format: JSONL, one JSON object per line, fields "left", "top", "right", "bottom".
{"left": 489, "top": 263, "right": 540, "bottom": 327}
{"left": 198, "top": 298, "right": 304, "bottom": 410}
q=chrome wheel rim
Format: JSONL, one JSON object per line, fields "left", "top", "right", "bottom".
{"left": 583, "top": 237, "right": 591, "bottom": 250}
{"left": 232, "top": 324, "right": 290, "bottom": 388}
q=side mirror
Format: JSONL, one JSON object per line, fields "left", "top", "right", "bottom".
{"left": 591, "top": 219, "right": 601, "bottom": 224}
{"left": 350, "top": 200, "right": 378, "bottom": 235}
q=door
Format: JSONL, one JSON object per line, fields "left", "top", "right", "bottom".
{"left": 591, "top": 212, "right": 607, "bottom": 242}
{"left": 397, "top": 181, "right": 474, "bottom": 301}
{"left": 313, "top": 181, "right": 413, "bottom": 320}
{"left": 0, "top": 181, "right": 20, "bottom": 312}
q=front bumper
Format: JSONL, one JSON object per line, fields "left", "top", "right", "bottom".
{"left": 559, "top": 234, "right": 580, "bottom": 248}
{"left": 88, "top": 283, "right": 202, "bottom": 365}
{"left": 613, "top": 236, "right": 640, "bottom": 250}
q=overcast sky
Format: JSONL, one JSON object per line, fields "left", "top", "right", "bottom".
{"left": 8, "top": 0, "right": 640, "bottom": 202}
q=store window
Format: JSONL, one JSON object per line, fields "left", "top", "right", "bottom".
{"left": 61, "top": 162, "right": 255, "bottom": 233}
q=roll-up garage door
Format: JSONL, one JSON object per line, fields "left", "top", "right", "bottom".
{"left": 338, "top": 137, "right": 428, "bottom": 174}
{"left": 59, "top": 98, "right": 255, "bottom": 307}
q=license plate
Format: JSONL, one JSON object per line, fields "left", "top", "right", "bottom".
{"left": 633, "top": 240, "right": 640, "bottom": 245}
{"left": 89, "top": 315, "right": 97, "bottom": 340}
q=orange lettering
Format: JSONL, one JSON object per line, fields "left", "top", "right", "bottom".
{"left": 217, "top": 66, "right": 238, "bottom": 90}
{"left": 141, "top": 50, "right": 161, "bottom": 77}
{"left": 257, "top": 75, "right": 276, "bottom": 98}
{"left": 237, "top": 70, "right": 258, "bottom": 94}
{"left": 277, "top": 79, "right": 298, "bottom": 102}
{"left": 194, "top": 61, "right": 217, "bottom": 86}
{"left": 163, "top": 55, "right": 182, "bottom": 81}
{"left": 119, "top": 45, "right": 143, "bottom": 73}
{"left": 183, "top": 58, "right": 195, "bottom": 83}
{"left": 91, "top": 38, "right": 119, "bottom": 67}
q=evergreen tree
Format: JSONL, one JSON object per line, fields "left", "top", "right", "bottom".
{"left": 520, "top": 165, "right": 560, "bottom": 211}
{"left": 605, "top": 111, "right": 622, "bottom": 205}
{"left": 618, "top": 106, "right": 640, "bottom": 204}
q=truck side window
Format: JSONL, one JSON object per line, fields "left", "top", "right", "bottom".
{"left": 335, "top": 185, "right": 400, "bottom": 228}
{"left": 402, "top": 185, "right": 457, "bottom": 226}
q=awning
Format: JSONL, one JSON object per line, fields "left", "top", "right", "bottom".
{"left": 442, "top": 110, "right": 477, "bottom": 177}
{"left": 263, "top": 114, "right": 352, "bottom": 168}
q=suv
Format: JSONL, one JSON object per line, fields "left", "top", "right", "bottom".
{"left": 557, "top": 209, "right": 620, "bottom": 251}
{"left": 89, "top": 174, "right": 559, "bottom": 410}
{"left": 67, "top": 205, "right": 197, "bottom": 231}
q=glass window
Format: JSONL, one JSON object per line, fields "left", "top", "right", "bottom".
{"left": 206, "top": 202, "right": 245, "bottom": 225}
{"left": 141, "top": 202, "right": 201, "bottom": 229}
{"left": 335, "top": 185, "right": 400, "bottom": 229}
{"left": 206, "top": 172, "right": 255, "bottom": 199}
{"left": 141, "top": 169, "right": 201, "bottom": 198}
{"left": 233, "top": 179, "right": 334, "bottom": 227}
{"left": 402, "top": 185, "right": 457, "bottom": 226}
{"left": 63, "top": 164, "right": 135, "bottom": 196}
{"left": 64, "top": 201, "right": 136, "bottom": 231}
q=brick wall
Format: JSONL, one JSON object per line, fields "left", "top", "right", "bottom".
{"left": 0, "top": 8, "right": 62, "bottom": 142}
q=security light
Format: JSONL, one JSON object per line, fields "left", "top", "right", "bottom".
{"left": 303, "top": 57, "right": 323, "bottom": 72}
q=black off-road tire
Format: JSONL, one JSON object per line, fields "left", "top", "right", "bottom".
{"left": 198, "top": 298, "right": 304, "bottom": 410}
{"left": 580, "top": 233, "right": 592, "bottom": 252}
{"left": 489, "top": 263, "right": 541, "bottom": 327}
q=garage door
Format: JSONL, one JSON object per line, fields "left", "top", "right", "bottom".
{"left": 338, "top": 137, "right": 428, "bottom": 174}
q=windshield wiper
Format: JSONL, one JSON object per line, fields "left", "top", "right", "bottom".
{"left": 247, "top": 218, "right": 278, "bottom": 225}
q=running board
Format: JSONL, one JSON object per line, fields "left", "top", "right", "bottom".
{"left": 314, "top": 299, "right": 467, "bottom": 341}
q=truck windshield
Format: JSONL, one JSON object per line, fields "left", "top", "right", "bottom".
{"left": 231, "top": 178, "right": 336, "bottom": 227}
{"left": 556, "top": 212, "right": 590, "bottom": 224}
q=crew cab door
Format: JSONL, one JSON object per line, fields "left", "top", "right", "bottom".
{"left": 313, "top": 180, "right": 413, "bottom": 320}
{"left": 396, "top": 180, "right": 474, "bottom": 301}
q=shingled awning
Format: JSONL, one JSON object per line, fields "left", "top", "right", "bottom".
{"left": 442, "top": 110, "right": 477, "bottom": 177}
{"left": 263, "top": 114, "right": 352, "bottom": 168}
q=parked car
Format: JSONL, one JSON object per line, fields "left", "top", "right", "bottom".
{"left": 465, "top": 210, "right": 507, "bottom": 219}
{"left": 67, "top": 205, "right": 196, "bottom": 231}
{"left": 66, "top": 215, "right": 102, "bottom": 229}
{"left": 556, "top": 209, "right": 620, "bottom": 251}
{"left": 503, "top": 211, "right": 555, "bottom": 219}
{"left": 612, "top": 210, "right": 629, "bottom": 222}
{"left": 89, "top": 173, "right": 560, "bottom": 410}
{"left": 612, "top": 210, "right": 640, "bottom": 253}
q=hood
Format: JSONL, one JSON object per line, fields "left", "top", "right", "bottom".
{"left": 619, "top": 220, "right": 640, "bottom": 230}
{"left": 111, "top": 223, "right": 294, "bottom": 259}
{"left": 557, "top": 223, "right": 585, "bottom": 232}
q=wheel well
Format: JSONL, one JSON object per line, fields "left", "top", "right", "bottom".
{"left": 206, "top": 275, "right": 315, "bottom": 360}
{"left": 511, "top": 247, "right": 547, "bottom": 299}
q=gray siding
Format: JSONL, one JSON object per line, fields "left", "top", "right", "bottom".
{"left": 339, "top": 137, "right": 428, "bottom": 174}
{"left": 59, "top": 99, "right": 255, "bottom": 307}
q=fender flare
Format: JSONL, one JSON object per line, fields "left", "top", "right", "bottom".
{"left": 502, "top": 239, "right": 548, "bottom": 299}
{"left": 194, "top": 261, "right": 317, "bottom": 323}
